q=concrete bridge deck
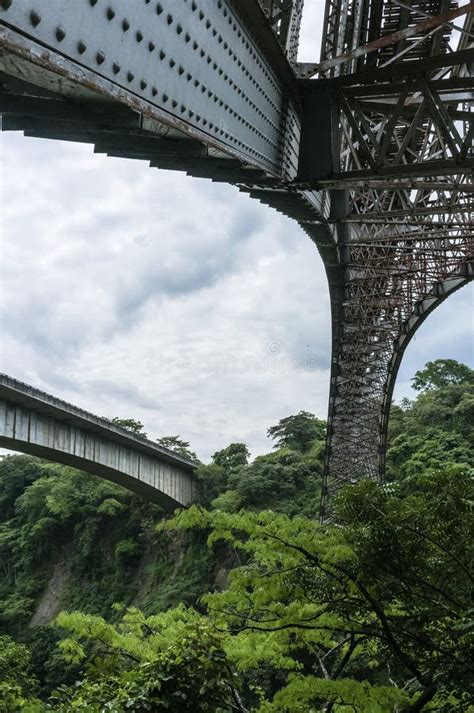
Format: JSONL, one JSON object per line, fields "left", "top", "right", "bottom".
{"left": 0, "top": 374, "right": 198, "bottom": 510}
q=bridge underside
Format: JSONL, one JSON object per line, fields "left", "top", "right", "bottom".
{"left": 0, "top": 0, "right": 472, "bottom": 513}
{"left": 0, "top": 375, "right": 198, "bottom": 510}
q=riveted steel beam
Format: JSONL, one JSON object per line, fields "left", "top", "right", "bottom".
{"left": 0, "top": 0, "right": 301, "bottom": 178}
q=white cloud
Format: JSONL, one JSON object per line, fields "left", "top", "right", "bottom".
{"left": 0, "top": 133, "right": 332, "bottom": 460}
{"left": 394, "top": 285, "right": 474, "bottom": 401}
{"left": 299, "top": 1, "right": 327, "bottom": 62}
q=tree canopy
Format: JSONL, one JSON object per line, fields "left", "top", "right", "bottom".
{"left": 165, "top": 466, "right": 473, "bottom": 711}
{"left": 156, "top": 436, "right": 199, "bottom": 462}
{"left": 411, "top": 359, "right": 473, "bottom": 392}
{"left": 213, "top": 443, "right": 250, "bottom": 471}
{"left": 0, "top": 360, "right": 472, "bottom": 711}
{"left": 267, "top": 411, "right": 326, "bottom": 453}
{"left": 111, "top": 417, "right": 147, "bottom": 436}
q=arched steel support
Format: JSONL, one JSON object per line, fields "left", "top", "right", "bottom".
{"left": 321, "top": 239, "right": 473, "bottom": 518}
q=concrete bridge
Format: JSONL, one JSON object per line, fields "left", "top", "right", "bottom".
{"left": 0, "top": 374, "right": 198, "bottom": 510}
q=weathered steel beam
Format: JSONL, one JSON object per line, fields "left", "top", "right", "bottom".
{"left": 303, "top": 49, "right": 474, "bottom": 88}
{"left": 297, "top": 2, "right": 474, "bottom": 77}
{"left": 0, "top": 0, "right": 300, "bottom": 178}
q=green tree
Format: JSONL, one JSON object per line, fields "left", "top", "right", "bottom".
{"left": 231, "top": 448, "right": 321, "bottom": 516}
{"left": 166, "top": 466, "right": 474, "bottom": 711}
{"left": 110, "top": 418, "right": 147, "bottom": 436}
{"left": 0, "top": 455, "right": 43, "bottom": 521}
{"left": 49, "top": 606, "right": 241, "bottom": 712}
{"left": 195, "top": 462, "right": 229, "bottom": 504}
{"left": 195, "top": 444, "right": 250, "bottom": 507}
{"left": 156, "top": 436, "right": 198, "bottom": 462}
{"left": 411, "top": 359, "right": 474, "bottom": 392}
{"left": 213, "top": 443, "right": 250, "bottom": 471}
{"left": 26, "top": 627, "right": 82, "bottom": 701}
{"left": 387, "top": 360, "right": 474, "bottom": 480}
{"left": 0, "top": 635, "right": 42, "bottom": 711}
{"left": 267, "top": 412, "right": 325, "bottom": 453}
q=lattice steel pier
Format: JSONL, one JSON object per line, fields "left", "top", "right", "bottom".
{"left": 0, "top": 0, "right": 472, "bottom": 514}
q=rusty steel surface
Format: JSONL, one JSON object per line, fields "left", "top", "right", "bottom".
{"left": 0, "top": 0, "right": 472, "bottom": 516}
{"left": 297, "top": 1, "right": 474, "bottom": 77}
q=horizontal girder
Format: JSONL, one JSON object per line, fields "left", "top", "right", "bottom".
{"left": 0, "top": 0, "right": 301, "bottom": 178}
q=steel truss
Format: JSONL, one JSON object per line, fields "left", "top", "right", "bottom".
{"left": 311, "top": 1, "right": 474, "bottom": 517}
{"left": 259, "top": 0, "right": 305, "bottom": 61}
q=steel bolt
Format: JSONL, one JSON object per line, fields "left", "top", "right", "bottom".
{"left": 1, "top": 1, "right": 13, "bottom": 11}
{"left": 127, "top": 71, "right": 134, "bottom": 82}
{"left": 106, "top": 7, "right": 115, "bottom": 20}
{"left": 30, "top": 10, "right": 41, "bottom": 26}
{"left": 96, "top": 51, "right": 105, "bottom": 64}
{"left": 55, "top": 26, "right": 66, "bottom": 41}
{"left": 77, "top": 40, "right": 87, "bottom": 54}
{"left": 112, "top": 62, "right": 120, "bottom": 74}
{"left": 122, "top": 19, "right": 130, "bottom": 31}
{"left": 148, "top": 41, "right": 155, "bottom": 52}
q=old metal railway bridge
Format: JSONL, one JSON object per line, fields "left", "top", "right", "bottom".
{"left": 0, "top": 0, "right": 472, "bottom": 514}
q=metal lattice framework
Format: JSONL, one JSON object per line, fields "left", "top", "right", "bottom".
{"left": 303, "top": 0, "right": 473, "bottom": 515}
{"left": 259, "top": 0, "right": 305, "bottom": 61}
{"left": 0, "top": 0, "right": 472, "bottom": 515}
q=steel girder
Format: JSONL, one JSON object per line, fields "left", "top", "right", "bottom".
{"left": 317, "top": 0, "right": 466, "bottom": 77}
{"left": 0, "top": 0, "right": 302, "bottom": 178}
{"left": 259, "top": 0, "right": 305, "bottom": 61}
{"left": 299, "top": 67, "right": 473, "bottom": 186}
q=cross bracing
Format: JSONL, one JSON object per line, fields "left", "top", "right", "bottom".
{"left": 308, "top": 0, "right": 473, "bottom": 517}
{"left": 0, "top": 0, "right": 472, "bottom": 516}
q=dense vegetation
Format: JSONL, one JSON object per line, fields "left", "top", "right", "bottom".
{"left": 0, "top": 360, "right": 472, "bottom": 711}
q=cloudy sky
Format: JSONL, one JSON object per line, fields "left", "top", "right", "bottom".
{"left": 0, "top": 5, "right": 472, "bottom": 461}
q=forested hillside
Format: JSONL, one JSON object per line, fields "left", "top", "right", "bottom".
{"left": 0, "top": 360, "right": 472, "bottom": 711}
